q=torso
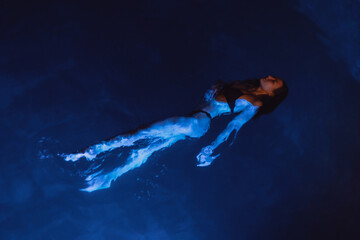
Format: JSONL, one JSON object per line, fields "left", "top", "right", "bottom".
{"left": 201, "top": 95, "right": 260, "bottom": 119}
{"left": 215, "top": 94, "right": 262, "bottom": 107}
{"left": 200, "top": 85, "right": 262, "bottom": 119}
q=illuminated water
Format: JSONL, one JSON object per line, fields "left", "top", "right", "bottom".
{"left": 1, "top": 0, "right": 359, "bottom": 239}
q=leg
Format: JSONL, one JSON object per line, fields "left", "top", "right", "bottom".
{"left": 64, "top": 112, "right": 211, "bottom": 162}
{"left": 81, "top": 137, "right": 181, "bottom": 192}
{"left": 80, "top": 112, "right": 211, "bottom": 192}
{"left": 63, "top": 132, "right": 148, "bottom": 162}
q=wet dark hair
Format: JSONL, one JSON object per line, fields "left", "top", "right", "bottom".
{"left": 229, "top": 77, "right": 288, "bottom": 119}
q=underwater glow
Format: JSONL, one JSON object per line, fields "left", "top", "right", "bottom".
{"left": 63, "top": 97, "right": 258, "bottom": 192}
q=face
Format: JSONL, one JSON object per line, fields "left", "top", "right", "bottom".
{"left": 260, "top": 75, "right": 283, "bottom": 96}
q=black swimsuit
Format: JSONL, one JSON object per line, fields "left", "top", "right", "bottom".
{"left": 220, "top": 83, "right": 244, "bottom": 113}
{"left": 189, "top": 109, "right": 212, "bottom": 119}
{"left": 190, "top": 83, "right": 244, "bottom": 119}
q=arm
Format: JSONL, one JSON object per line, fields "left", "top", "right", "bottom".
{"left": 196, "top": 104, "right": 259, "bottom": 166}
{"left": 204, "top": 81, "right": 226, "bottom": 102}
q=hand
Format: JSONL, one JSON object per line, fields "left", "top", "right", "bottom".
{"left": 196, "top": 146, "right": 219, "bottom": 167}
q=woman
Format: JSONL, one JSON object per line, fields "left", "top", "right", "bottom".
{"left": 64, "top": 75, "right": 288, "bottom": 192}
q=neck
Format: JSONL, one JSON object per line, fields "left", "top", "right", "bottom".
{"left": 252, "top": 86, "right": 269, "bottom": 96}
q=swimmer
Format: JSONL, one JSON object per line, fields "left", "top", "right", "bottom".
{"left": 64, "top": 75, "right": 288, "bottom": 192}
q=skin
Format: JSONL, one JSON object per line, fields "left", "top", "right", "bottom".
{"left": 215, "top": 75, "right": 284, "bottom": 107}
{"left": 258, "top": 75, "right": 284, "bottom": 96}
{"left": 64, "top": 75, "right": 285, "bottom": 191}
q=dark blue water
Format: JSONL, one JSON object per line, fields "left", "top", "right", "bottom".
{"left": 1, "top": 0, "right": 359, "bottom": 239}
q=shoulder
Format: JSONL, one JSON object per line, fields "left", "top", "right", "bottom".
{"left": 214, "top": 94, "right": 227, "bottom": 103}
{"left": 237, "top": 95, "right": 263, "bottom": 107}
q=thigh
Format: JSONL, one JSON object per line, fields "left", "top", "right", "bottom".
{"left": 187, "top": 114, "right": 211, "bottom": 138}
{"left": 143, "top": 116, "right": 191, "bottom": 138}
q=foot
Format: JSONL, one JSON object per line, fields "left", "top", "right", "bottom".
{"left": 81, "top": 170, "right": 114, "bottom": 192}
{"left": 63, "top": 148, "right": 97, "bottom": 162}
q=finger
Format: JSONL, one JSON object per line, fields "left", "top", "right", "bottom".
{"left": 197, "top": 162, "right": 211, "bottom": 167}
